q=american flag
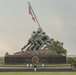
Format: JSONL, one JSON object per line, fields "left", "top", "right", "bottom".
{"left": 29, "top": 4, "right": 35, "bottom": 22}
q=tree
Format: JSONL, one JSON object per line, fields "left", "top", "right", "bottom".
{"left": 49, "top": 38, "right": 67, "bottom": 55}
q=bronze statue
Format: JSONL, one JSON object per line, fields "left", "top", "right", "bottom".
{"left": 21, "top": 27, "right": 51, "bottom": 51}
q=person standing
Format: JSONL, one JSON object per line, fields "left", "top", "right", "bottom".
{"left": 34, "top": 64, "right": 37, "bottom": 72}
{"left": 42, "top": 59, "right": 45, "bottom": 67}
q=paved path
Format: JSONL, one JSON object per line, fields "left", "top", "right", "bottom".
{"left": 0, "top": 66, "right": 73, "bottom": 72}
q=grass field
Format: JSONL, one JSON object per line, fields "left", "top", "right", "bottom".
{"left": 0, "top": 72, "right": 76, "bottom": 75}
{"left": 0, "top": 63, "right": 71, "bottom": 67}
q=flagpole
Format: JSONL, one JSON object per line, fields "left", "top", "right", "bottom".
{"left": 28, "top": 2, "right": 41, "bottom": 28}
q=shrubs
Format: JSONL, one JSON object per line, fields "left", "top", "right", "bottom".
{"left": 67, "top": 57, "right": 76, "bottom": 64}
{"left": 0, "top": 57, "right": 4, "bottom": 64}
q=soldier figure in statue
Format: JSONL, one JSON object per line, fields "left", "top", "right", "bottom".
{"left": 37, "top": 32, "right": 51, "bottom": 50}
{"left": 32, "top": 27, "right": 43, "bottom": 50}
{"left": 21, "top": 31, "right": 37, "bottom": 51}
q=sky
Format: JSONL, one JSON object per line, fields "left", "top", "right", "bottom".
{"left": 0, "top": 0, "right": 76, "bottom": 56}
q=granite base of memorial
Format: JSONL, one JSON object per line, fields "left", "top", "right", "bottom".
{"left": 5, "top": 49, "right": 66, "bottom": 64}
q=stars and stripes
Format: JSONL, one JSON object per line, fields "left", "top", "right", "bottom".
{"left": 29, "top": 4, "right": 35, "bottom": 22}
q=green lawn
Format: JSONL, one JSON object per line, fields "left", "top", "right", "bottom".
{"left": 0, "top": 72, "right": 76, "bottom": 75}
{"left": 0, "top": 63, "right": 71, "bottom": 67}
